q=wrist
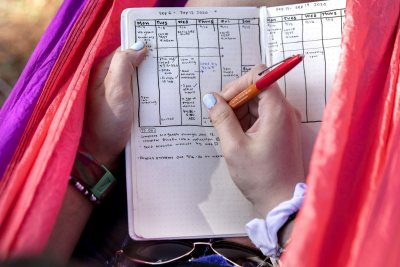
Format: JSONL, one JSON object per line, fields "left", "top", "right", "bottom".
{"left": 79, "top": 141, "right": 122, "bottom": 173}
{"left": 252, "top": 182, "right": 301, "bottom": 217}
{"left": 89, "top": 150, "right": 122, "bottom": 174}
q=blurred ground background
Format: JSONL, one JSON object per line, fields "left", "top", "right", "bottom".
{"left": 0, "top": 0, "right": 62, "bottom": 106}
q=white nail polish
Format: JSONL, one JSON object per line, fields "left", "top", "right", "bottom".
{"left": 203, "top": 94, "right": 217, "bottom": 109}
{"left": 130, "top": 40, "right": 145, "bottom": 51}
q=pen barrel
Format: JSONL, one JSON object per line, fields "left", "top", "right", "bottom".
{"left": 255, "top": 54, "right": 303, "bottom": 89}
{"left": 228, "top": 84, "right": 261, "bottom": 109}
{"left": 228, "top": 55, "right": 303, "bottom": 110}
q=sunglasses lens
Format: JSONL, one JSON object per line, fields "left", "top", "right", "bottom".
{"left": 124, "top": 242, "right": 193, "bottom": 263}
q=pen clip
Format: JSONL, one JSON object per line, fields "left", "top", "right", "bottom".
{"left": 258, "top": 54, "right": 301, "bottom": 76}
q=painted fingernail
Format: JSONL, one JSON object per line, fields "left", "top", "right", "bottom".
{"left": 131, "top": 40, "right": 145, "bottom": 51}
{"left": 203, "top": 94, "right": 217, "bottom": 109}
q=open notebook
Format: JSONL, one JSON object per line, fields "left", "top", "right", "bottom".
{"left": 122, "top": 0, "right": 345, "bottom": 240}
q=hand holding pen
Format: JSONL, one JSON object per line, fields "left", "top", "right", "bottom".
{"left": 202, "top": 61, "right": 305, "bottom": 217}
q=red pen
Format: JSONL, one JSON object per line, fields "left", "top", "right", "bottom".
{"left": 228, "top": 54, "right": 304, "bottom": 109}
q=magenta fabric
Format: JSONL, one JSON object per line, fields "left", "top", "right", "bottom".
{"left": 156, "top": 0, "right": 188, "bottom": 6}
{"left": 0, "top": 0, "right": 87, "bottom": 179}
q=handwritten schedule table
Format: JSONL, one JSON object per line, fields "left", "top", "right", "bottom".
{"left": 265, "top": 6, "right": 345, "bottom": 122}
{"left": 133, "top": 6, "right": 345, "bottom": 127}
{"left": 135, "top": 16, "right": 261, "bottom": 127}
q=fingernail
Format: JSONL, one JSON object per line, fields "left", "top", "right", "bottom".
{"left": 131, "top": 40, "right": 145, "bottom": 51}
{"left": 203, "top": 94, "right": 217, "bottom": 109}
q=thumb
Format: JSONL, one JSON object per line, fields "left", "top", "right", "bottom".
{"left": 203, "top": 93, "right": 246, "bottom": 146}
{"left": 110, "top": 41, "right": 147, "bottom": 80}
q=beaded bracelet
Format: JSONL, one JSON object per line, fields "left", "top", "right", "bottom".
{"left": 69, "top": 175, "right": 101, "bottom": 204}
{"left": 69, "top": 150, "right": 117, "bottom": 204}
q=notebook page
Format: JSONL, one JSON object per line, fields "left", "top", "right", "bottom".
{"left": 122, "top": 7, "right": 262, "bottom": 239}
{"left": 260, "top": 0, "right": 346, "bottom": 171}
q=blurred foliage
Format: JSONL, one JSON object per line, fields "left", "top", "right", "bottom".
{"left": 0, "top": 0, "right": 62, "bottom": 89}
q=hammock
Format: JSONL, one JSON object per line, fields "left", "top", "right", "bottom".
{"left": 0, "top": 0, "right": 399, "bottom": 266}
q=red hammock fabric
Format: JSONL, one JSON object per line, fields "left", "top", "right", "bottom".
{"left": 0, "top": 0, "right": 156, "bottom": 258}
{"left": 283, "top": 0, "right": 400, "bottom": 266}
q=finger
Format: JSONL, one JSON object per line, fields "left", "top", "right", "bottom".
{"left": 202, "top": 93, "right": 246, "bottom": 147}
{"left": 94, "top": 40, "right": 147, "bottom": 77}
{"left": 110, "top": 42, "right": 147, "bottom": 78}
{"left": 257, "top": 80, "right": 284, "bottom": 99}
{"left": 254, "top": 83, "right": 294, "bottom": 136}
{"left": 243, "top": 83, "right": 288, "bottom": 132}
{"left": 104, "top": 42, "right": 147, "bottom": 95}
{"left": 256, "top": 82, "right": 287, "bottom": 114}
{"left": 221, "top": 64, "right": 266, "bottom": 100}
{"left": 246, "top": 82, "right": 286, "bottom": 135}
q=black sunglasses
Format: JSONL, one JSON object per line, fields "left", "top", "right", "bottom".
{"left": 115, "top": 240, "right": 271, "bottom": 266}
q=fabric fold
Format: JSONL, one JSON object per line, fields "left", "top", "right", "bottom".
{"left": 283, "top": 1, "right": 400, "bottom": 266}
{"left": 0, "top": 0, "right": 88, "bottom": 179}
{"left": 0, "top": 0, "right": 157, "bottom": 258}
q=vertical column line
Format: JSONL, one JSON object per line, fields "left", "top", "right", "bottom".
{"left": 216, "top": 19, "right": 222, "bottom": 92}
{"left": 238, "top": 19, "right": 243, "bottom": 76}
{"left": 135, "top": 23, "right": 141, "bottom": 127}
{"left": 256, "top": 18, "right": 262, "bottom": 65}
{"left": 155, "top": 22, "right": 161, "bottom": 126}
{"left": 281, "top": 17, "right": 287, "bottom": 97}
{"left": 301, "top": 16, "right": 308, "bottom": 122}
{"left": 195, "top": 19, "right": 203, "bottom": 126}
{"left": 175, "top": 20, "right": 183, "bottom": 125}
{"left": 340, "top": 9, "right": 344, "bottom": 35}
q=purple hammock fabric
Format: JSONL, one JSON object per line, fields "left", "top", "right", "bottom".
{"left": 0, "top": 0, "right": 187, "bottom": 182}
{"left": 0, "top": 0, "right": 87, "bottom": 180}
